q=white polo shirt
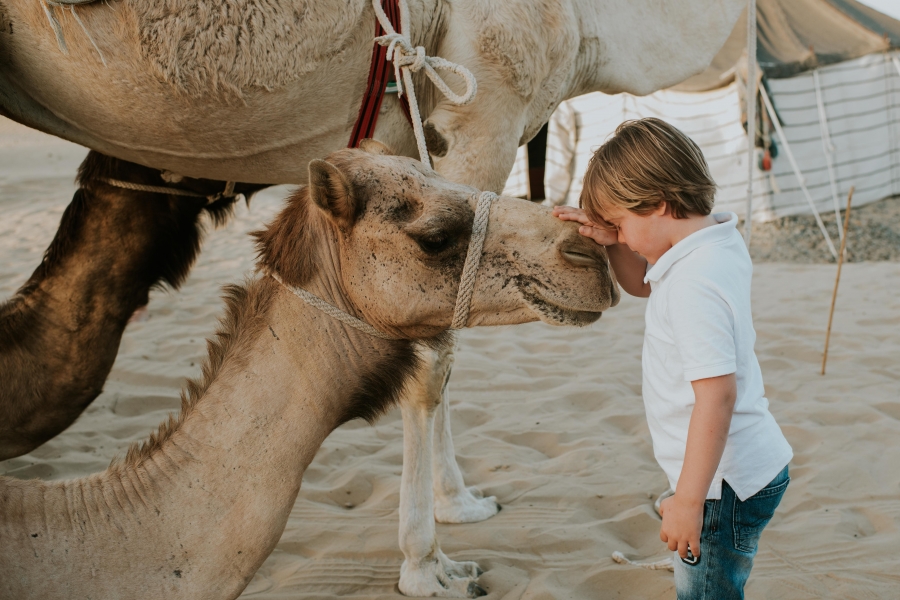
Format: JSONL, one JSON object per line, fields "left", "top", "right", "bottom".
{"left": 642, "top": 212, "right": 792, "bottom": 501}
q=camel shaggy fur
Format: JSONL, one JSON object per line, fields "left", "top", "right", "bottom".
{"left": 0, "top": 153, "right": 266, "bottom": 460}
{"left": 0, "top": 145, "right": 618, "bottom": 599}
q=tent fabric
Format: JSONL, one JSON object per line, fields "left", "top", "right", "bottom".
{"left": 825, "top": 0, "right": 900, "bottom": 47}
{"left": 540, "top": 83, "right": 762, "bottom": 214}
{"left": 502, "top": 145, "right": 529, "bottom": 198}
{"left": 675, "top": 0, "right": 897, "bottom": 92}
{"left": 532, "top": 51, "right": 900, "bottom": 221}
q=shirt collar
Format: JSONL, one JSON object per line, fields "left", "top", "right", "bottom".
{"left": 644, "top": 212, "right": 738, "bottom": 283}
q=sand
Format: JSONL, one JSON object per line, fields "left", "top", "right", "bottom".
{"left": 2, "top": 117, "right": 899, "bottom": 599}
{"left": 745, "top": 197, "right": 900, "bottom": 264}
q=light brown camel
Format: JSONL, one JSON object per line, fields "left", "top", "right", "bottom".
{"left": 0, "top": 144, "right": 617, "bottom": 599}
{"left": 0, "top": 0, "right": 741, "bottom": 593}
{"left": 0, "top": 152, "right": 267, "bottom": 460}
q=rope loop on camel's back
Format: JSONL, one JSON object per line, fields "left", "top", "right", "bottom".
{"left": 371, "top": 0, "right": 477, "bottom": 167}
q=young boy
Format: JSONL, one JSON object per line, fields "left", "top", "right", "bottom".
{"left": 555, "top": 118, "right": 792, "bottom": 599}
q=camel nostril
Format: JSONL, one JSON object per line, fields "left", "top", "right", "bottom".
{"left": 561, "top": 249, "right": 601, "bottom": 268}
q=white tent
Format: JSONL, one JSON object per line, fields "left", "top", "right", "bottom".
{"left": 509, "top": 0, "right": 900, "bottom": 225}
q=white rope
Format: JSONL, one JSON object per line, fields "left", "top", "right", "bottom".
{"left": 813, "top": 69, "right": 843, "bottom": 241}
{"left": 41, "top": 1, "right": 68, "bottom": 54}
{"left": 269, "top": 191, "right": 495, "bottom": 339}
{"left": 759, "top": 84, "right": 838, "bottom": 259}
{"left": 69, "top": 5, "right": 107, "bottom": 67}
{"left": 743, "top": 0, "right": 756, "bottom": 246}
{"left": 451, "top": 191, "right": 495, "bottom": 329}
{"left": 611, "top": 552, "right": 674, "bottom": 571}
{"left": 100, "top": 178, "right": 239, "bottom": 204}
{"left": 268, "top": 271, "right": 400, "bottom": 341}
{"left": 371, "top": 0, "right": 477, "bottom": 167}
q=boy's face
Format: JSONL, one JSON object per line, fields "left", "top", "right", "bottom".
{"left": 598, "top": 202, "right": 673, "bottom": 263}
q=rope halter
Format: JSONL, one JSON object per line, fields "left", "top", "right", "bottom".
{"left": 371, "top": 0, "right": 477, "bottom": 168}
{"left": 271, "top": 191, "right": 496, "bottom": 340}
{"left": 100, "top": 178, "right": 241, "bottom": 205}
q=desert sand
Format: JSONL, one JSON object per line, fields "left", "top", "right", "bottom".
{"left": 1, "top": 117, "right": 898, "bottom": 599}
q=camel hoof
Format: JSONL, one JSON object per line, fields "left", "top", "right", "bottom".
{"left": 434, "top": 488, "right": 501, "bottom": 524}
{"left": 438, "top": 551, "right": 481, "bottom": 580}
{"left": 399, "top": 554, "right": 484, "bottom": 598}
{"left": 467, "top": 582, "right": 488, "bottom": 597}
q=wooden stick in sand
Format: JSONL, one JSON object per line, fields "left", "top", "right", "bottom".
{"left": 821, "top": 186, "right": 854, "bottom": 375}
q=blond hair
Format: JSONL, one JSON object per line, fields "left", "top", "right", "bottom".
{"left": 579, "top": 118, "right": 716, "bottom": 224}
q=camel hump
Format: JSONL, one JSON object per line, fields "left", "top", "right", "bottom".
{"left": 134, "top": 0, "right": 370, "bottom": 96}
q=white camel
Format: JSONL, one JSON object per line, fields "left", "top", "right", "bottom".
{"left": 0, "top": 144, "right": 618, "bottom": 599}
{"left": 0, "top": 0, "right": 744, "bottom": 595}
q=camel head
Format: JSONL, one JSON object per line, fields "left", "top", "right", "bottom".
{"left": 255, "top": 140, "right": 619, "bottom": 340}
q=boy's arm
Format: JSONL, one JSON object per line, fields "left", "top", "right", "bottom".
{"left": 553, "top": 206, "right": 651, "bottom": 297}
{"left": 605, "top": 244, "right": 651, "bottom": 298}
{"left": 659, "top": 373, "right": 737, "bottom": 559}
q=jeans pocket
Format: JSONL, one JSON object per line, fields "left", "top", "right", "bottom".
{"left": 732, "top": 476, "right": 789, "bottom": 554}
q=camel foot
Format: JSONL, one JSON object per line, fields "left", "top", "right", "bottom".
{"left": 399, "top": 552, "right": 486, "bottom": 598}
{"left": 434, "top": 486, "right": 500, "bottom": 524}
{"left": 438, "top": 550, "right": 483, "bottom": 579}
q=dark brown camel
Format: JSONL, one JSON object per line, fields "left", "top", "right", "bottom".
{"left": 0, "top": 152, "right": 267, "bottom": 460}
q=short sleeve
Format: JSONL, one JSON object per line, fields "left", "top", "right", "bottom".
{"left": 666, "top": 278, "right": 736, "bottom": 381}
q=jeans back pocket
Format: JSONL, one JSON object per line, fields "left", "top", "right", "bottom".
{"left": 733, "top": 471, "right": 790, "bottom": 554}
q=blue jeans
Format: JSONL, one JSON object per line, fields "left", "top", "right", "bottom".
{"left": 674, "top": 466, "right": 789, "bottom": 600}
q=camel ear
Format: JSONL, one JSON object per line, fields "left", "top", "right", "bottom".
{"left": 308, "top": 159, "right": 358, "bottom": 225}
{"left": 358, "top": 138, "right": 394, "bottom": 156}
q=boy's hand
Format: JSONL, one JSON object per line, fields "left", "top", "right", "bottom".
{"left": 552, "top": 206, "right": 618, "bottom": 246}
{"left": 659, "top": 494, "right": 703, "bottom": 561}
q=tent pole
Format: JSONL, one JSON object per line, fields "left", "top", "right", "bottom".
{"left": 892, "top": 53, "right": 900, "bottom": 78}
{"left": 759, "top": 84, "right": 838, "bottom": 259}
{"left": 743, "top": 0, "right": 757, "bottom": 246}
{"left": 821, "top": 186, "right": 854, "bottom": 376}
{"left": 813, "top": 69, "right": 843, "bottom": 240}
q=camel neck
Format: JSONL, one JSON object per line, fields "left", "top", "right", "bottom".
{"left": 564, "top": 0, "right": 608, "bottom": 100}
{"left": 0, "top": 277, "right": 416, "bottom": 600}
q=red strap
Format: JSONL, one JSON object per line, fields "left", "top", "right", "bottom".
{"left": 348, "top": 0, "right": 412, "bottom": 149}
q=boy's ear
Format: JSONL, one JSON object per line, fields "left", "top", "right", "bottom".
{"left": 653, "top": 198, "right": 669, "bottom": 217}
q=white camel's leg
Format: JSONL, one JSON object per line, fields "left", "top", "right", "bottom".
{"left": 432, "top": 346, "right": 501, "bottom": 524}
{"left": 398, "top": 347, "right": 485, "bottom": 598}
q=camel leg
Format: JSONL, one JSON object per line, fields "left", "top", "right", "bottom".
{"left": 432, "top": 344, "right": 501, "bottom": 523}
{"left": 0, "top": 151, "right": 264, "bottom": 459}
{"left": 398, "top": 346, "right": 485, "bottom": 598}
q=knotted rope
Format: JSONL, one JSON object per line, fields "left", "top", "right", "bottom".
{"left": 371, "top": 0, "right": 477, "bottom": 167}
{"left": 270, "top": 191, "right": 495, "bottom": 340}
{"left": 100, "top": 178, "right": 240, "bottom": 205}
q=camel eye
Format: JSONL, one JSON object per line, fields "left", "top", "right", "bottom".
{"left": 417, "top": 234, "right": 452, "bottom": 254}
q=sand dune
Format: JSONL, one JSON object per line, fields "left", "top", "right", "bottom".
{"left": 2, "top": 118, "right": 898, "bottom": 599}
